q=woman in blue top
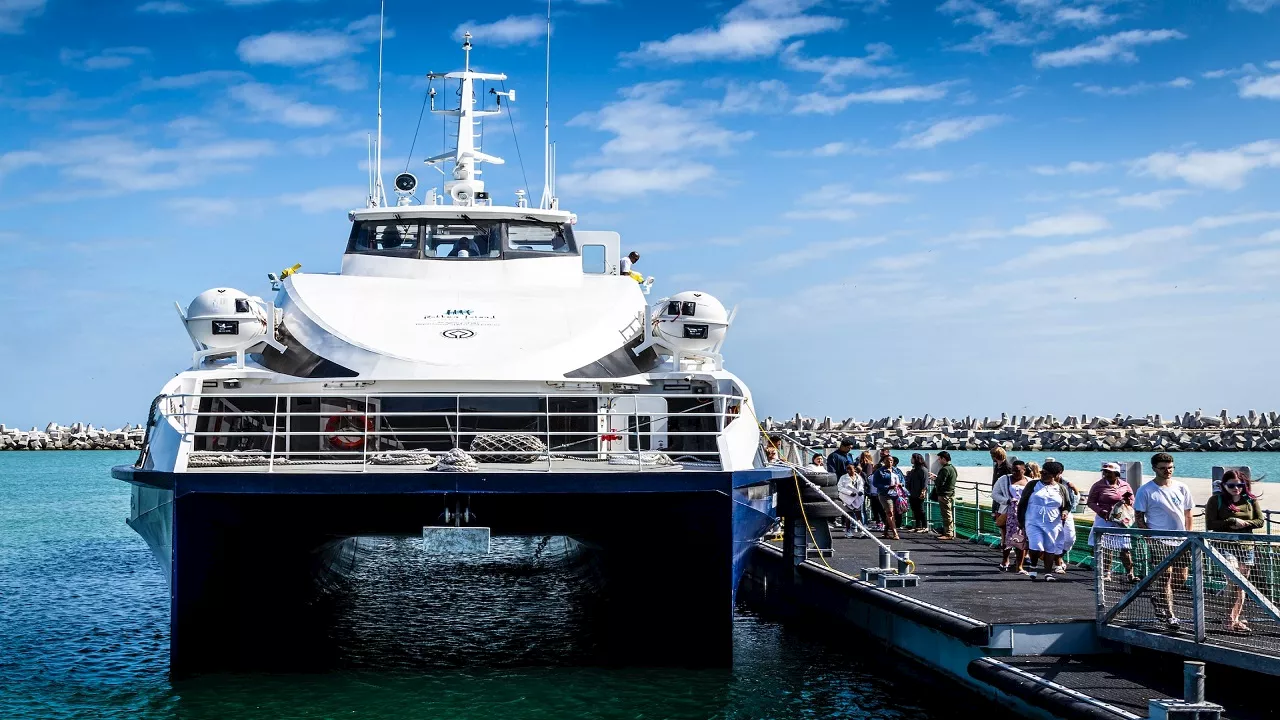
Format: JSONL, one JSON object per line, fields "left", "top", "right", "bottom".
{"left": 869, "top": 457, "right": 901, "bottom": 540}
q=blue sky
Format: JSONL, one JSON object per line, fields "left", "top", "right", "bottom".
{"left": 2, "top": 0, "right": 1280, "bottom": 428}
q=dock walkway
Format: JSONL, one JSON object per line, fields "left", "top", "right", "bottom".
{"left": 816, "top": 532, "right": 1095, "bottom": 624}
{"left": 749, "top": 530, "right": 1276, "bottom": 719}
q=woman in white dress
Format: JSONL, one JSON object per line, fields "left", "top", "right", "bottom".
{"left": 1016, "top": 460, "right": 1073, "bottom": 581}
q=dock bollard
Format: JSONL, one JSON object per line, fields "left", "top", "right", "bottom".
{"left": 896, "top": 551, "right": 911, "bottom": 575}
{"left": 1148, "top": 660, "right": 1221, "bottom": 720}
{"left": 1183, "top": 661, "right": 1205, "bottom": 705}
{"left": 878, "top": 546, "right": 893, "bottom": 571}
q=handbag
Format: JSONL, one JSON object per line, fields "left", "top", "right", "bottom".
{"left": 994, "top": 512, "right": 1007, "bottom": 528}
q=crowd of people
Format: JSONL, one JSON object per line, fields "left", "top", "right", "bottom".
{"left": 812, "top": 443, "right": 1265, "bottom": 611}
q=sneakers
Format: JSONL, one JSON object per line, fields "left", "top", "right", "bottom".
{"left": 1055, "top": 565, "right": 1068, "bottom": 575}
{"left": 843, "top": 529, "right": 856, "bottom": 539}
{"left": 936, "top": 534, "right": 954, "bottom": 541}
{"left": 998, "top": 563, "right": 1010, "bottom": 572}
{"left": 1044, "top": 574, "right": 1057, "bottom": 582}
{"left": 1028, "top": 571, "right": 1038, "bottom": 580}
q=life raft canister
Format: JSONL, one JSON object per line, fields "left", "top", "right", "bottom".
{"left": 325, "top": 414, "right": 375, "bottom": 450}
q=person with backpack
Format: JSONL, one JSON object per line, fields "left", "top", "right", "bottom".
{"left": 1205, "top": 469, "right": 1263, "bottom": 632}
{"left": 1017, "top": 460, "right": 1073, "bottom": 580}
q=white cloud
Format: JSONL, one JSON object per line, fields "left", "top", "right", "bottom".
{"left": 280, "top": 186, "right": 367, "bottom": 213}
{"left": 1053, "top": 6, "right": 1117, "bottom": 28}
{"left": 1011, "top": 212, "right": 1111, "bottom": 237}
{"left": 238, "top": 31, "right": 354, "bottom": 66}
{"left": 765, "top": 236, "right": 886, "bottom": 269}
{"left": 622, "top": 0, "right": 844, "bottom": 64}
{"left": 938, "top": 0, "right": 1038, "bottom": 51}
{"left": 775, "top": 141, "right": 875, "bottom": 157}
{"left": 1233, "top": 0, "right": 1280, "bottom": 11}
{"left": 1239, "top": 74, "right": 1280, "bottom": 99}
{"left": 1031, "top": 160, "right": 1109, "bottom": 175}
{"left": 1034, "top": 29, "right": 1186, "bottom": 68}
{"left": 780, "top": 41, "right": 894, "bottom": 87}
{"left": 166, "top": 197, "right": 239, "bottom": 216}
{"left": 1077, "top": 76, "right": 1193, "bottom": 96}
{"left": 141, "top": 70, "right": 251, "bottom": 89}
{"left": 782, "top": 184, "right": 908, "bottom": 221}
{"left": 568, "top": 82, "right": 752, "bottom": 158}
{"left": 901, "top": 170, "right": 953, "bottom": 183}
{"left": 716, "top": 79, "right": 788, "bottom": 114}
{"left": 895, "top": 115, "right": 1006, "bottom": 149}
{"left": 558, "top": 165, "right": 715, "bottom": 201}
{"left": 0, "top": 133, "right": 275, "bottom": 196}
{"left": 562, "top": 82, "right": 751, "bottom": 199}
{"left": 228, "top": 83, "right": 340, "bottom": 127}
{"left": 0, "top": 0, "right": 44, "bottom": 34}
{"left": 454, "top": 15, "right": 546, "bottom": 47}
{"left": 804, "top": 184, "right": 910, "bottom": 206}
{"left": 1131, "top": 140, "right": 1280, "bottom": 190}
{"left": 136, "top": 1, "right": 190, "bottom": 12}
{"left": 870, "top": 251, "right": 937, "bottom": 272}
{"left": 1115, "top": 189, "right": 1195, "bottom": 210}
{"left": 237, "top": 16, "right": 380, "bottom": 67}
{"left": 60, "top": 46, "right": 150, "bottom": 71}
{"left": 1007, "top": 212, "right": 1280, "bottom": 268}
{"left": 794, "top": 82, "right": 952, "bottom": 114}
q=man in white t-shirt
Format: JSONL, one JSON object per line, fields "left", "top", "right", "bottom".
{"left": 619, "top": 251, "right": 640, "bottom": 279}
{"left": 1134, "top": 452, "right": 1195, "bottom": 627}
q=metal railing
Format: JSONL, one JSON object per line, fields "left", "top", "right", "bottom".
{"left": 154, "top": 392, "right": 742, "bottom": 473}
{"left": 1096, "top": 527, "right": 1280, "bottom": 674}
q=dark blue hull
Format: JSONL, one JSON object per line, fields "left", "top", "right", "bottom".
{"left": 113, "top": 465, "right": 783, "bottom": 673}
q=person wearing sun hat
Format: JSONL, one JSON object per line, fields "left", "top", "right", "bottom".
{"left": 1087, "top": 461, "right": 1136, "bottom": 582}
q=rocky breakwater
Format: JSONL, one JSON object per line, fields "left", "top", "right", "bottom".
{"left": 0, "top": 423, "right": 144, "bottom": 451}
{"left": 764, "top": 409, "right": 1280, "bottom": 453}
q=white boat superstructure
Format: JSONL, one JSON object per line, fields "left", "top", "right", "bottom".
{"left": 141, "top": 34, "right": 768, "bottom": 476}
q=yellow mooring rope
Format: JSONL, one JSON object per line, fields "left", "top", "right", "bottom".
{"left": 758, "top": 425, "right": 916, "bottom": 574}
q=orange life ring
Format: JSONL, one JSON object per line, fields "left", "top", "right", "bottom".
{"left": 325, "top": 415, "right": 375, "bottom": 450}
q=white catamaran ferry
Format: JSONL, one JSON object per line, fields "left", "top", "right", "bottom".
{"left": 114, "top": 29, "right": 787, "bottom": 672}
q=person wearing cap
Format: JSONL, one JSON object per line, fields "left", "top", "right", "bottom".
{"left": 1087, "top": 462, "right": 1136, "bottom": 582}
{"left": 619, "top": 251, "right": 642, "bottom": 282}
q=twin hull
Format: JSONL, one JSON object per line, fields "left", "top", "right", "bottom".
{"left": 117, "top": 464, "right": 781, "bottom": 672}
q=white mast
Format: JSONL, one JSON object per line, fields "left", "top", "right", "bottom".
{"left": 372, "top": 0, "right": 387, "bottom": 207}
{"left": 539, "top": 0, "right": 554, "bottom": 210}
{"left": 425, "top": 33, "right": 507, "bottom": 206}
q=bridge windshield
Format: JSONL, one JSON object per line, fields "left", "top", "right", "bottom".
{"left": 346, "top": 219, "right": 576, "bottom": 259}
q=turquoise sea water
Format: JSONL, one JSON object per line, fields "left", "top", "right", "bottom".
{"left": 929, "top": 451, "right": 1277, "bottom": 481}
{"left": 0, "top": 451, "right": 956, "bottom": 719}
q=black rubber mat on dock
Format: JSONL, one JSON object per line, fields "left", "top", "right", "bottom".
{"left": 814, "top": 532, "right": 1097, "bottom": 624}
{"left": 1002, "top": 653, "right": 1269, "bottom": 720}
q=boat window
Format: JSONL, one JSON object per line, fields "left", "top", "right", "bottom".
{"left": 424, "top": 222, "right": 502, "bottom": 259}
{"left": 346, "top": 222, "right": 423, "bottom": 258}
{"left": 506, "top": 222, "right": 573, "bottom": 254}
{"left": 581, "top": 244, "right": 607, "bottom": 274}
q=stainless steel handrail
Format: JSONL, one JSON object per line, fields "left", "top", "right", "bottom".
{"left": 164, "top": 391, "right": 739, "bottom": 472}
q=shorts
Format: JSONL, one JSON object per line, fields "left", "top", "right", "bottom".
{"left": 1147, "top": 537, "right": 1191, "bottom": 580}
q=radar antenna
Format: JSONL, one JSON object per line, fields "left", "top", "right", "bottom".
{"left": 425, "top": 34, "right": 508, "bottom": 206}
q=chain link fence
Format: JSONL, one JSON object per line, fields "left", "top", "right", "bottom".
{"left": 1097, "top": 528, "right": 1280, "bottom": 667}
